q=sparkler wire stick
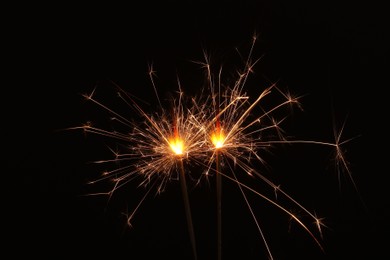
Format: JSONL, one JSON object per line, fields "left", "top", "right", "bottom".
{"left": 179, "top": 159, "right": 198, "bottom": 260}
{"left": 216, "top": 151, "right": 222, "bottom": 260}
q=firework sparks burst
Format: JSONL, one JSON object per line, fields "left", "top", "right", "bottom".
{"left": 69, "top": 34, "right": 356, "bottom": 259}
{"left": 73, "top": 82, "right": 207, "bottom": 194}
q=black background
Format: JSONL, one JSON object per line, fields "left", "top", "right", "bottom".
{"left": 5, "top": 1, "right": 388, "bottom": 259}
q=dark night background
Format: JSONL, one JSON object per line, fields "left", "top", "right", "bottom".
{"left": 4, "top": 1, "right": 388, "bottom": 259}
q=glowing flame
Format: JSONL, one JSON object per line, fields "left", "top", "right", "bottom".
{"left": 211, "top": 129, "right": 225, "bottom": 149}
{"left": 169, "top": 137, "right": 185, "bottom": 155}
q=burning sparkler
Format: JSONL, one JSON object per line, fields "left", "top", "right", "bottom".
{"left": 69, "top": 78, "right": 207, "bottom": 260}
{"left": 185, "top": 34, "right": 356, "bottom": 259}
{"left": 69, "top": 33, "right": 355, "bottom": 259}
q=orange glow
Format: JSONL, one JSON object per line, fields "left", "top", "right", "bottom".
{"left": 169, "top": 137, "right": 185, "bottom": 155}
{"left": 211, "top": 129, "right": 225, "bottom": 149}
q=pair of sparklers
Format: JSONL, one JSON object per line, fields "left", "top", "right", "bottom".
{"left": 71, "top": 35, "right": 354, "bottom": 260}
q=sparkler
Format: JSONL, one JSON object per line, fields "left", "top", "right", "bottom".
{"left": 69, "top": 78, "right": 205, "bottom": 260}
{"left": 186, "top": 34, "right": 356, "bottom": 259}
{"left": 69, "top": 33, "right": 355, "bottom": 259}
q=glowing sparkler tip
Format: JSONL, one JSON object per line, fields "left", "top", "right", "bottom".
{"left": 169, "top": 137, "right": 185, "bottom": 155}
{"left": 211, "top": 129, "right": 225, "bottom": 149}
